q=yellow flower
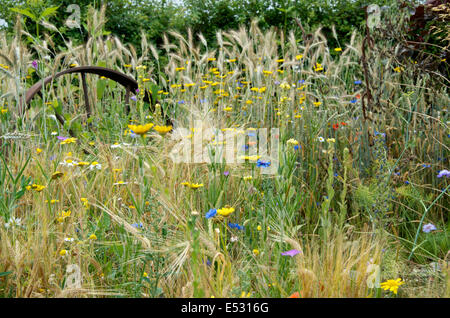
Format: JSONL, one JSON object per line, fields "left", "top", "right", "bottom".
{"left": 76, "top": 161, "right": 89, "bottom": 167}
{"left": 257, "top": 225, "right": 262, "bottom": 231}
{"left": 334, "top": 47, "right": 342, "bottom": 52}
{"left": 313, "top": 63, "right": 324, "bottom": 72}
{"left": 31, "top": 184, "right": 46, "bottom": 192}
{"left": 57, "top": 210, "right": 72, "bottom": 223}
{"left": 128, "top": 123, "right": 154, "bottom": 135}
{"left": 59, "top": 249, "right": 67, "bottom": 256}
{"left": 287, "top": 138, "right": 299, "bottom": 145}
{"left": 143, "top": 272, "right": 148, "bottom": 278}
{"left": 327, "top": 138, "right": 336, "bottom": 143}
{"left": 36, "top": 148, "right": 42, "bottom": 154}
{"left": 1, "top": 108, "right": 8, "bottom": 114}
{"left": 252, "top": 249, "right": 260, "bottom": 256}
{"left": 89, "top": 234, "right": 97, "bottom": 240}
{"left": 51, "top": 171, "right": 64, "bottom": 179}
{"left": 313, "top": 101, "right": 322, "bottom": 107}
{"left": 380, "top": 278, "right": 404, "bottom": 294}
{"left": 60, "top": 137, "right": 77, "bottom": 145}
{"left": 393, "top": 66, "right": 403, "bottom": 73}
{"left": 280, "top": 82, "right": 291, "bottom": 89}
{"left": 276, "top": 59, "right": 284, "bottom": 63}
{"left": 243, "top": 176, "right": 253, "bottom": 181}
{"left": 153, "top": 125, "right": 173, "bottom": 135}
{"left": 217, "top": 206, "right": 235, "bottom": 217}
{"left": 240, "top": 155, "right": 261, "bottom": 161}
{"left": 295, "top": 54, "right": 303, "bottom": 60}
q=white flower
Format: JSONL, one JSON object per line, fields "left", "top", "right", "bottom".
{"left": 51, "top": 131, "right": 58, "bottom": 136}
{"left": 64, "top": 237, "right": 75, "bottom": 242}
{"left": 89, "top": 162, "right": 102, "bottom": 170}
{"left": 5, "top": 216, "right": 22, "bottom": 228}
{"left": 318, "top": 136, "right": 325, "bottom": 142}
{"left": 110, "top": 143, "right": 121, "bottom": 149}
{"left": 230, "top": 236, "right": 238, "bottom": 242}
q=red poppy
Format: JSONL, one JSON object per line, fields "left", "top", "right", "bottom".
{"left": 340, "top": 122, "right": 347, "bottom": 126}
{"left": 355, "top": 93, "right": 361, "bottom": 99}
{"left": 288, "top": 292, "right": 300, "bottom": 298}
{"left": 332, "top": 123, "right": 339, "bottom": 130}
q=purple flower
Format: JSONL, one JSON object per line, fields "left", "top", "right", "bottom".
{"left": 31, "top": 60, "right": 38, "bottom": 70}
{"left": 205, "top": 208, "right": 217, "bottom": 219}
{"left": 131, "top": 96, "right": 137, "bottom": 101}
{"left": 437, "top": 170, "right": 450, "bottom": 178}
{"left": 274, "top": 80, "right": 280, "bottom": 85}
{"left": 136, "top": 89, "right": 140, "bottom": 93}
{"left": 57, "top": 136, "right": 68, "bottom": 141}
{"left": 422, "top": 223, "right": 437, "bottom": 233}
{"left": 223, "top": 171, "right": 230, "bottom": 176}
{"left": 281, "top": 249, "right": 302, "bottom": 257}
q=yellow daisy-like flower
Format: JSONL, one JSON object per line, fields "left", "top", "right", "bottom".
{"left": 31, "top": 184, "right": 46, "bottom": 192}
{"left": 217, "top": 206, "right": 235, "bottom": 217}
{"left": 153, "top": 125, "right": 173, "bottom": 135}
{"left": 243, "top": 176, "right": 253, "bottom": 181}
{"left": 36, "top": 148, "right": 42, "bottom": 154}
{"left": 51, "top": 171, "right": 64, "bottom": 179}
{"left": 252, "top": 249, "right": 260, "bottom": 256}
{"left": 60, "top": 137, "right": 77, "bottom": 145}
{"left": 59, "top": 249, "right": 67, "bottom": 256}
{"left": 380, "top": 278, "right": 404, "bottom": 294}
{"left": 334, "top": 47, "right": 342, "bottom": 52}
{"left": 287, "top": 138, "right": 299, "bottom": 145}
{"left": 89, "top": 234, "right": 97, "bottom": 240}
{"left": 128, "top": 123, "right": 154, "bottom": 135}
{"left": 295, "top": 54, "right": 303, "bottom": 60}
{"left": 181, "top": 182, "right": 204, "bottom": 189}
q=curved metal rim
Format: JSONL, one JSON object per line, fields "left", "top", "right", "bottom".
{"left": 25, "top": 66, "right": 141, "bottom": 105}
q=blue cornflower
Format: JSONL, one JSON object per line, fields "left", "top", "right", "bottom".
{"left": 294, "top": 145, "right": 299, "bottom": 150}
{"left": 132, "top": 222, "right": 144, "bottom": 229}
{"left": 422, "top": 164, "right": 431, "bottom": 168}
{"left": 298, "top": 79, "right": 305, "bottom": 84}
{"left": 354, "top": 80, "right": 362, "bottom": 85}
{"left": 350, "top": 98, "right": 357, "bottom": 104}
{"left": 205, "top": 208, "right": 217, "bottom": 219}
{"left": 228, "top": 222, "right": 244, "bottom": 230}
{"left": 178, "top": 100, "right": 185, "bottom": 104}
{"left": 374, "top": 130, "right": 386, "bottom": 138}
{"left": 256, "top": 159, "right": 271, "bottom": 167}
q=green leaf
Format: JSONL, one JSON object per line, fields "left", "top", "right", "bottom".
{"left": 10, "top": 8, "right": 37, "bottom": 21}
{"left": 0, "top": 271, "right": 12, "bottom": 277}
{"left": 40, "top": 6, "right": 59, "bottom": 19}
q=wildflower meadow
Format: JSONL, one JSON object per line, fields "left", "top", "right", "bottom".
{"left": 0, "top": 1, "right": 448, "bottom": 300}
